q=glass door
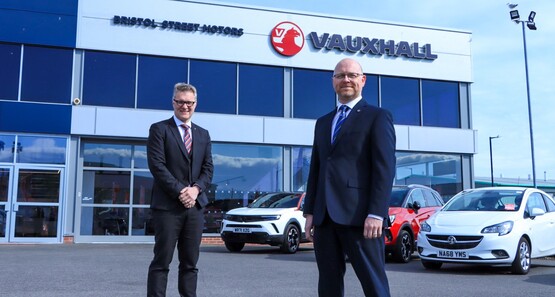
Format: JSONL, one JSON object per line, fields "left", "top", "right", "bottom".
{"left": 8, "top": 167, "right": 63, "bottom": 243}
{"left": 0, "top": 166, "right": 12, "bottom": 243}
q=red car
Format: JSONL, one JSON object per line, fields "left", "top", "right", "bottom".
{"left": 385, "top": 184, "right": 444, "bottom": 263}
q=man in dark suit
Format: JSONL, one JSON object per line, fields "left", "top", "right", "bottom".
{"left": 147, "top": 83, "right": 214, "bottom": 297}
{"left": 303, "top": 58, "right": 396, "bottom": 297}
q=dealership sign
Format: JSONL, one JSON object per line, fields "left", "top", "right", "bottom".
{"left": 270, "top": 21, "right": 437, "bottom": 60}
{"left": 112, "top": 15, "right": 244, "bottom": 37}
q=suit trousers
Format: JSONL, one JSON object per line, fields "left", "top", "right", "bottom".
{"left": 313, "top": 215, "right": 390, "bottom": 297}
{"left": 147, "top": 207, "right": 204, "bottom": 297}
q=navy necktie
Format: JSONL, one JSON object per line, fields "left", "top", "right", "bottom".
{"left": 332, "top": 105, "right": 349, "bottom": 144}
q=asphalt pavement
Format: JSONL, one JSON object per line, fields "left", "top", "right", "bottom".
{"left": 0, "top": 243, "right": 554, "bottom": 297}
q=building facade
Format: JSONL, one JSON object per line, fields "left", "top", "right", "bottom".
{"left": 0, "top": 0, "right": 476, "bottom": 244}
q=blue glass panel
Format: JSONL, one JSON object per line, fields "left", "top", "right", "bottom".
{"left": 137, "top": 55, "right": 188, "bottom": 110}
{"left": 239, "top": 64, "right": 283, "bottom": 117}
{"left": 83, "top": 143, "right": 132, "bottom": 168}
{"left": 83, "top": 51, "right": 136, "bottom": 108}
{"left": 292, "top": 147, "right": 311, "bottom": 192}
{"left": 381, "top": 77, "right": 420, "bottom": 125}
{"left": 0, "top": 134, "right": 16, "bottom": 162}
{"left": 133, "top": 145, "right": 148, "bottom": 169}
{"left": 16, "top": 136, "right": 67, "bottom": 164}
{"left": 361, "top": 74, "right": 379, "bottom": 107}
{"left": 422, "top": 80, "right": 460, "bottom": 128}
{"left": 211, "top": 144, "right": 283, "bottom": 201}
{"left": 293, "top": 69, "right": 335, "bottom": 119}
{"left": 0, "top": 101, "right": 71, "bottom": 134}
{"left": 190, "top": 60, "right": 236, "bottom": 114}
{"left": 0, "top": 43, "right": 20, "bottom": 101}
{"left": 21, "top": 46, "right": 73, "bottom": 103}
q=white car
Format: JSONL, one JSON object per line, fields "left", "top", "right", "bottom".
{"left": 418, "top": 187, "right": 555, "bottom": 274}
{"left": 220, "top": 192, "right": 307, "bottom": 253}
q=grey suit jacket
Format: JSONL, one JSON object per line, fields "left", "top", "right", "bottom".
{"left": 147, "top": 117, "right": 214, "bottom": 210}
{"left": 303, "top": 100, "right": 396, "bottom": 226}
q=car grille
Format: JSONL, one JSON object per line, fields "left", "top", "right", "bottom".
{"left": 226, "top": 224, "right": 263, "bottom": 228}
{"left": 225, "top": 215, "right": 273, "bottom": 222}
{"left": 426, "top": 235, "right": 483, "bottom": 250}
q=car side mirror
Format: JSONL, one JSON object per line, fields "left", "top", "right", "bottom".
{"left": 530, "top": 207, "right": 546, "bottom": 219}
{"left": 407, "top": 201, "right": 421, "bottom": 213}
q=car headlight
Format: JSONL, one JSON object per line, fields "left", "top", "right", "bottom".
{"left": 388, "top": 214, "right": 396, "bottom": 225}
{"left": 481, "top": 221, "right": 513, "bottom": 236}
{"left": 420, "top": 221, "right": 431, "bottom": 232}
{"left": 260, "top": 215, "right": 281, "bottom": 221}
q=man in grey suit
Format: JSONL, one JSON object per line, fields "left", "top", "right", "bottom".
{"left": 303, "top": 58, "right": 396, "bottom": 297}
{"left": 147, "top": 83, "right": 214, "bottom": 297}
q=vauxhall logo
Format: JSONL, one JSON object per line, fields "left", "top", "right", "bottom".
{"left": 270, "top": 21, "right": 438, "bottom": 60}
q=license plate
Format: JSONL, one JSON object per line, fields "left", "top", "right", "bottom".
{"left": 437, "top": 250, "right": 468, "bottom": 259}
{"left": 233, "top": 228, "right": 251, "bottom": 233}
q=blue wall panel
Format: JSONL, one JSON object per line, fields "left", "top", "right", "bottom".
{"left": 0, "top": 102, "right": 71, "bottom": 134}
{"left": 0, "top": 0, "right": 78, "bottom": 47}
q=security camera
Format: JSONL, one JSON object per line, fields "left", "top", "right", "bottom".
{"left": 73, "top": 97, "right": 81, "bottom": 105}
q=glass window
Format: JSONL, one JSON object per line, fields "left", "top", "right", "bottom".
{"left": 0, "top": 135, "right": 16, "bottom": 162}
{"left": 361, "top": 74, "right": 379, "bottom": 107}
{"left": 543, "top": 194, "right": 555, "bottom": 212}
{"left": 293, "top": 68, "right": 335, "bottom": 119}
{"left": 190, "top": 60, "right": 236, "bottom": 114}
{"left": 211, "top": 143, "right": 283, "bottom": 202}
{"left": 132, "top": 208, "right": 154, "bottom": 235}
{"left": 15, "top": 206, "right": 58, "bottom": 237}
{"left": 133, "top": 145, "right": 148, "bottom": 169}
{"left": 80, "top": 206, "right": 129, "bottom": 236}
{"left": 396, "top": 152, "right": 462, "bottom": 201}
{"left": 83, "top": 143, "right": 132, "bottom": 168}
{"left": 83, "top": 51, "right": 136, "bottom": 107}
{"left": 137, "top": 55, "right": 188, "bottom": 110}
{"left": 292, "top": 147, "right": 311, "bottom": 192}
{"left": 0, "top": 43, "right": 21, "bottom": 101}
{"left": 16, "top": 136, "right": 67, "bottom": 164}
{"left": 21, "top": 46, "right": 73, "bottom": 104}
{"left": 422, "top": 80, "right": 460, "bottom": 128}
{"left": 133, "top": 171, "right": 153, "bottom": 205}
{"left": 526, "top": 193, "right": 547, "bottom": 213}
{"left": 410, "top": 189, "right": 427, "bottom": 207}
{"left": 82, "top": 170, "right": 131, "bottom": 205}
{"left": 238, "top": 64, "right": 284, "bottom": 117}
{"left": 381, "top": 77, "right": 420, "bottom": 125}
{"left": 16, "top": 169, "right": 61, "bottom": 203}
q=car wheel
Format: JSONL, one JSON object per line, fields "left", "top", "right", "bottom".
{"left": 392, "top": 230, "right": 413, "bottom": 263}
{"left": 280, "top": 224, "right": 300, "bottom": 254}
{"left": 224, "top": 241, "right": 245, "bottom": 253}
{"left": 511, "top": 237, "right": 531, "bottom": 275}
{"left": 421, "top": 259, "right": 442, "bottom": 270}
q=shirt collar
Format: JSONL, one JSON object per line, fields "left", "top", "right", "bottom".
{"left": 337, "top": 96, "right": 362, "bottom": 111}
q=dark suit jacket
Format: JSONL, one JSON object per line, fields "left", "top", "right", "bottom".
{"left": 304, "top": 100, "right": 396, "bottom": 227}
{"left": 147, "top": 117, "right": 214, "bottom": 210}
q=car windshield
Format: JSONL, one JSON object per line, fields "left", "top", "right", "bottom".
{"left": 248, "top": 193, "right": 300, "bottom": 208}
{"left": 443, "top": 189, "right": 524, "bottom": 211}
{"left": 389, "top": 188, "right": 409, "bottom": 207}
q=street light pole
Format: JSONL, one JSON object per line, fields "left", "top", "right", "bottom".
{"left": 509, "top": 7, "right": 537, "bottom": 188}
{"left": 489, "top": 136, "right": 500, "bottom": 186}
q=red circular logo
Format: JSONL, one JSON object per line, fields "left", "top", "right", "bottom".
{"left": 270, "top": 21, "right": 305, "bottom": 56}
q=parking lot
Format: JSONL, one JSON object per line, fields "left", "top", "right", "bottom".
{"left": 0, "top": 243, "right": 553, "bottom": 297}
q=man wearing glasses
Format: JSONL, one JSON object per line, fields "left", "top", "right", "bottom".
{"left": 303, "top": 58, "right": 396, "bottom": 297}
{"left": 147, "top": 83, "right": 214, "bottom": 297}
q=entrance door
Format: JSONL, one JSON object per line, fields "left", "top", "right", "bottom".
{"left": 0, "top": 166, "right": 12, "bottom": 242}
{"left": 3, "top": 166, "right": 63, "bottom": 243}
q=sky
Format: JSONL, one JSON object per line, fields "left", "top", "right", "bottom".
{"left": 211, "top": 0, "right": 555, "bottom": 181}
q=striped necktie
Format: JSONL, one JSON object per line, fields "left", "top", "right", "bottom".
{"left": 332, "top": 105, "right": 349, "bottom": 144}
{"left": 182, "top": 124, "right": 192, "bottom": 154}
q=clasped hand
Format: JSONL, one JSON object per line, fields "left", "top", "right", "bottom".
{"left": 179, "top": 186, "right": 199, "bottom": 208}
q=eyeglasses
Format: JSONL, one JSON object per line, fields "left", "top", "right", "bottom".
{"left": 173, "top": 99, "right": 196, "bottom": 107}
{"left": 332, "top": 73, "right": 364, "bottom": 80}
